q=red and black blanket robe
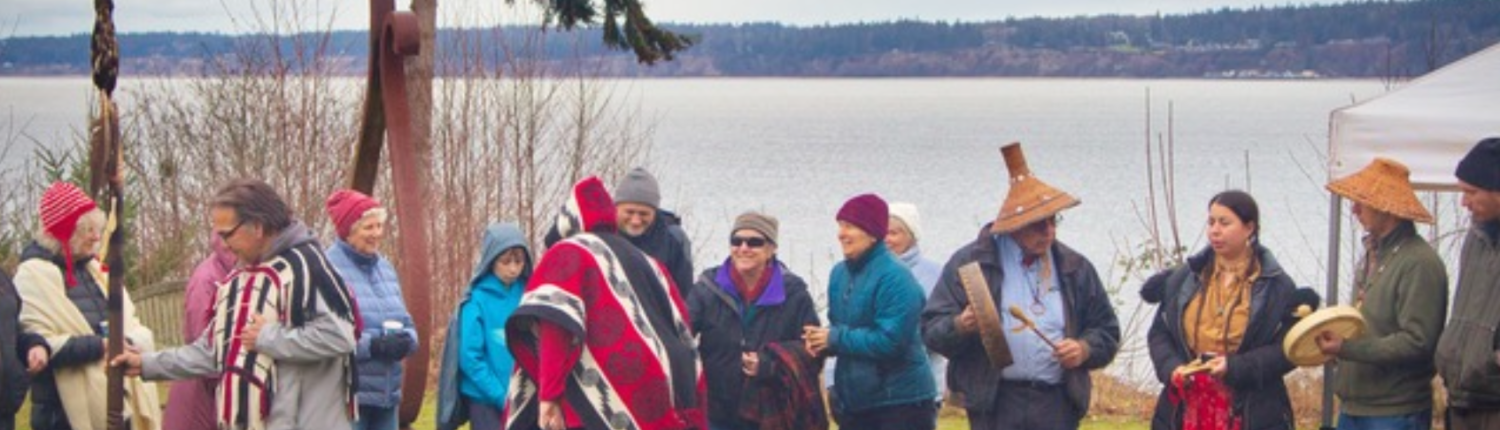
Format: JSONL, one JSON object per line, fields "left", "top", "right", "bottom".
{"left": 737, "top": 341, "right": 827, "bottom": 430}
{"left": 504, "top": 232, "right": 707, "bottom": 430}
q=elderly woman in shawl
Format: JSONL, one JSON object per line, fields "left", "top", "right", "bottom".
{"left": 15, "top": 182, "right": 160, "bottom": 430}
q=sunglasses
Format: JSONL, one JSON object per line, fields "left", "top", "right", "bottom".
{"left": 217, "top": 221, "right": 245, "bottom": 241}
{"left": 729, "top": 236, "right": 769, "bottom": 248}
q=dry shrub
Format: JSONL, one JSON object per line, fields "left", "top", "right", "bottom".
{"left": 1091, "top": 372, "right": 1157, "bottom": 420}
{"left": 117, "top": 1, "right": 655, "bottom": 370}
{"left": 418, "top": 13, "right": 653, "bottom": 386}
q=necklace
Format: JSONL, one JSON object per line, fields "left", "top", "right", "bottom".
{"left": 1356, "top": 236, "right": 1402, "bottom": 308}
{"left": 1025, "top": 252, "right": 1053, "bottom": 316}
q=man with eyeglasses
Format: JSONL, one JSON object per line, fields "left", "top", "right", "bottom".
{"left": 112, "top": 179, "right": 361, "bottom": 430}
{"left": 686, "top": 211, "right": 824, "bottom": 430}
{"left": 920, "top": 143, "right": 1120, "bottom": 430}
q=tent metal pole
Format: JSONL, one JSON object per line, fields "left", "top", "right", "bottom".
{"left": 1322, "top": 194, "right": 1343, "bottom": 430}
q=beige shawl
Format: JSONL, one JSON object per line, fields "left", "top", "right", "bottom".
{"left": 15, "top": 258, "right": 161, "bottom": 430}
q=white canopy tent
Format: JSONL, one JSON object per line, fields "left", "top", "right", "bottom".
{"left": 1329, "top": 42, "right": 1500, "bottom": 190}
{"left": 1320, "top": 42, "right": 1500, "bottom": 429}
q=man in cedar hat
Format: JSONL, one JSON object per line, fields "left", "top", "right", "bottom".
{"left": 1318, "top": 157, "right": 1448, "bottom": 430}
{"left": 920, "top": 142, "right": 1120, "bottom": 430}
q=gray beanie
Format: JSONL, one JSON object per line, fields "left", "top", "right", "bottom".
{"left": 614, "top": 167, "right": 661, "bottom": 208}
{"left": 733, "top": 211, "right": 779, "bottom": 244}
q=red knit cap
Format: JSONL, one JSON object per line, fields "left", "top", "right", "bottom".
{"left": 39, "top": 182, "right": 98, "bottom": 286}
{"left": 325, "top": 189, "right": 382, "bottom": 239}
{"left": 836, "top": 193, "right": 889, "bottom": 240}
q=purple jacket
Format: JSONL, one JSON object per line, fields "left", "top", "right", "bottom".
{"left": 162, "top": 238, "right": 235, "bottom": 430}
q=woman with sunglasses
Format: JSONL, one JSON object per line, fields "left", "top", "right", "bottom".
{"left": 1147, "top": 190, "right": 1299, "bottom": 430}
{"left": 686, "top": 211, "right": 825, "bottom": 430}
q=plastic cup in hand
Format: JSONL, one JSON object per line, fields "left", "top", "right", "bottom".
{"left": 383, "top": 320, "right": 404, "bottom": 336}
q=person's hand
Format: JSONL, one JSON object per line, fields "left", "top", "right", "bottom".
{"left": 108, "top": 348, "right": 143, "bottom": 377}
{"left": 27, "top": 345, "right": 49, "bottom": 374}
{"left": 539, "top": 400, "right": 565, "bottom": 430}
{"left": 240, "top": 313, "right": 268, "bottom": 351}
{"left": 1315, "top": 330, "right": 1343, "bottom": 357}
{"left": 954, "top": 306, "right": 978, "bottom": 334}
{"left": 371, "top": 334, "right": 415, "bottom": 360}
{"left": 742, "top": 351, "right": 759, "bottom": 377}
{"left": 1207, "top": 356, "right": 1228, "bottom": 379}
{"left": 802, "top": 326, "right": 830, "bottom": 357}
{"left": 1053, "top": 339, "right": 1090, "bottom": 369}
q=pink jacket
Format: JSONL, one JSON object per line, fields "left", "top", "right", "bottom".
{"left": 161, "top": 238, "right": 235, "bottom": 430}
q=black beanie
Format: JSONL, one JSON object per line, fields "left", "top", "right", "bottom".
{"left": 1457, "top": 137, "right": 1500, "bottom": 191}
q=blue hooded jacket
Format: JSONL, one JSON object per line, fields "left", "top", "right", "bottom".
{"left": 437, "top": 223, "right": 531, "bottom": 428}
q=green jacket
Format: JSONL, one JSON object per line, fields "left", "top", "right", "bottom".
{"left": 1334, "top": 221, "right": 1448, "bottom": 416}
{"left": 1437, "top": 222, "right": 1500, "bottom": 410}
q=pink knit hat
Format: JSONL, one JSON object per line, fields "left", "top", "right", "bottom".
{"left": 325, "top": 189, "right": 381, "bottom": 239}
{"left": 39, "top": 182, "right": 98, "bottom": 286}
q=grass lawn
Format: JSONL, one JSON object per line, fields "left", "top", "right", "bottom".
{"left": 20, "top": 393, "right": 1153, "bottom": 430}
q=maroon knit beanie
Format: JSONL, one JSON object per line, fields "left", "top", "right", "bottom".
{"left": 836, "top": 193, "right": 889, "bottom": 240}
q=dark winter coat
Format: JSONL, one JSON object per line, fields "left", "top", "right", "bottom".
{"left": 625, "top": 209, "right": 695, "bottom": 296}
{"left": 1436, "top": 221, "right": 1500, "bottom": 410}
{"left": 920, "top": 224, "right": 1121, "bottom": 419}
{"left": 1, "top": 269, "right": 48, "bottom": 418}
{"left": 1148, "top": 245, "right": 1299, "bottom": 430}
{"left": 687, "top": 260, "right": 820, "bottom": 427}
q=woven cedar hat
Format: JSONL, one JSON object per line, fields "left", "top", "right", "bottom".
{"left": 991, "top": 142, "right": 1081, "bottom": 234}
{"left": 1326, "top": 157, "right": 1434, "bottom": 224}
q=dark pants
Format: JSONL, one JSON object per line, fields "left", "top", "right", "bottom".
{"left": 1450, "top": 407, "right": 1500, "bottom": 430}
{"left": 468, "top": 401, "right": 504, "bottom": 430}
{"left": 30, "top": 399, "right": 73, "bottom": 430}
{"left": 1, "top": 414, "right": 14, "bottom": 430}
{"left": 968, "top": 381, "right": 1079, "bottom": 430}
{"left": 1338, "top": 409, "right": 1431, "bottom": 430}
{"left": 837, "top": 400, "right": 936, "bottom": 430}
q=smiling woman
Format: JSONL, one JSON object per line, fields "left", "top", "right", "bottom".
{"left": 687, "top": 210, "right": 826, "bottom": 430}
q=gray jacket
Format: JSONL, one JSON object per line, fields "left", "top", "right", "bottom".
{"left": 142, "top": 223, "right": 357, "bottom": 430}
{"left": 143, "top": 292, "right": 356, "bottom": 430}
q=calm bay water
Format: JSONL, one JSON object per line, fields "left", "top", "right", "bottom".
{"left": 1, "top": 76, "right": 1403, "bottom": 382}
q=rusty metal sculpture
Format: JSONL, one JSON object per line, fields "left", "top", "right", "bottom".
{"left": 87, "top": 0, "right": 127, "bottom": 429}
{"left": 351, "top": 2, "right": 432, "bottom": 426}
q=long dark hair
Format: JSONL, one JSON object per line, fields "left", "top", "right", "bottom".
{"left": 1191, "top": 189, "right": 1264, "bottom": 354}
{"left": 1209, "top": 190, "right": 1260, "bottom": 247}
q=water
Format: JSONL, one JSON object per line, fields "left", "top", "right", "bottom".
{"left": 0, "top": 76, "right": 1397, "bottom": 383}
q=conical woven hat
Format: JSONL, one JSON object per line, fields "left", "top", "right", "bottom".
{"left": 992, "top": 143, "right": 1081, "bottom": 234}
{"left": 1326, "top": 157, "right": 1434, "bottom": 224}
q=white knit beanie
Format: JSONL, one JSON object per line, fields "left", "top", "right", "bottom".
{"left": 888, "top": 202, "right": 923, "bottom": 243}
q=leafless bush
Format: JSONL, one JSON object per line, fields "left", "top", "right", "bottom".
{"left": 122, "top": 1, "right": 358, "bottom": 288}
{"left": 121, "top": 1, "right": 656, "bottom": 341}
{"left": 423, "top": 9, "right": 653, "bottom": 381}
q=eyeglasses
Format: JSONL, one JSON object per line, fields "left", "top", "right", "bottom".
{"left": 1022, "top": 215, "right": 1062, "bottom": 233}
{"left": 730, "top": 236, "right": 769, "bottom": 249}
{"left": 217, "top": 221, "right": 246, "bottom": 241}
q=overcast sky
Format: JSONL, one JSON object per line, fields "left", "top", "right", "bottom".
{"left": 5, "top": 0, "right": 1338, "bottom": 37}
